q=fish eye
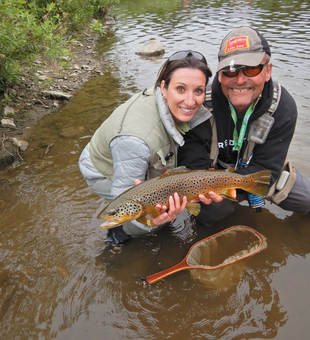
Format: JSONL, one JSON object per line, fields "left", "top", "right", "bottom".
{"left": 109, "top": 209, "right": 117, "bottom": 215}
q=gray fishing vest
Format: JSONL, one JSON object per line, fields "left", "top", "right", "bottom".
{"left": 89, "top": 88, "right": 177, "bottom": 181}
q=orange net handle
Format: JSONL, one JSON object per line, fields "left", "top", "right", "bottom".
{"left": 146, "top": 225, "right": 265, "bottom": 285}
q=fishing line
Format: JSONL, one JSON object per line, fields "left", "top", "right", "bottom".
{"left": 137, "top": 229, "right": 166, "bottom": 284}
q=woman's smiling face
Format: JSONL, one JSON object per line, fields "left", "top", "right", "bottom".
{"left": 161, "top": 68, "right": 206, "bottom": 124}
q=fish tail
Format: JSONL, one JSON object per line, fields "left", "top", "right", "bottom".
{"left": 246, "top": 170, "right": 272, "bottom": 197}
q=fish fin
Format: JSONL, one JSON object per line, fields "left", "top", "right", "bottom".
{"left": 226, "top": 167, "right": 235, "bottom": 173}
{"left": 186, "top": 202, "right": 201, "bottom": 216}
{"left": 136, "top": 216, "right": 148, "bottom": 224}
{"left": 137, "top": 205, "right": 164, "bottom": 225}
{"left": 246, "top": 170, "right": 272, "bottom": 197}
{"left": 136, "top": 217, "right": 157, "bottom": 228}
{"left": 219, "top": 189, "right": 238, "bottom": 202}
{"left": 144, "top": 205, "right": 161, "bottom": 219}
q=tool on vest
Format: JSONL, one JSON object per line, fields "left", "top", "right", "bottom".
{"left": 163, "top": 152, "right": 174, "bottom": 173}
{"left": 165, "top": 152, "right": 174, "bottom": 161}
{"left": 144, "top": 225, "right": 266, "bottom": 284}
{"left": 266, "top": 159, "right": 296, "bottom": 204}
{"left": 276, "top": 170, "right": 290, "bottom": 191}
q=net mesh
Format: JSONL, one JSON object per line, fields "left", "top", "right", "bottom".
{"left": 186, "top": 226, "right": 266, "bottom": 269}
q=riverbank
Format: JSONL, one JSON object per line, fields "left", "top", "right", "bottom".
{"left": 0, "top": 17, "right": 115, "bottom": 167}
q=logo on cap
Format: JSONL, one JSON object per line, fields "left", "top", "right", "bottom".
{"left": 224, "top": 36, "right": 250, "bottom": 54}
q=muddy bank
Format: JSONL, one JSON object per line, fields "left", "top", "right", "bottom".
{"left": 0, "top": 19, "right": 115, "bottom": 167}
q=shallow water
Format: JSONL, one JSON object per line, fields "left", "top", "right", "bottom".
{"left": 1, "top": 0, "right": 310, "bottom": 339}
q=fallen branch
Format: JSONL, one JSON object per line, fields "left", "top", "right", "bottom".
{"left": 1, "top": 132, "right": 24, "bottom": 161}
{"left": 45, "top": 142, "right": 55, "bottom": 155}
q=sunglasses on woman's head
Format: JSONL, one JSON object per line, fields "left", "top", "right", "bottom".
{"left": 167, "top": 50, "right": 207, "bottom": 64}
{"left": 221, "top": 62, "right": 269, "bottom": 78}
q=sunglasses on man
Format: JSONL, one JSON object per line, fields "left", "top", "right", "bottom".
{"left": 221, "top": 62, "right": 269, "bottom": 78}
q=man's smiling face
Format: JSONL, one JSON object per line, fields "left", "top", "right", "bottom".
{"left": 218, "top": 55, "right": 272, "bottom": 113}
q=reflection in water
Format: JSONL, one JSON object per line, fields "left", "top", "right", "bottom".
{"left": 1, "top": 0, "right": 310, "bottom": 339}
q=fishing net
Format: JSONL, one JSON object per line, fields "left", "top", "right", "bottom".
{"left": 186, "top": 225, "right": 266, "bottom": 269}
{"left": 188, "top": 226, "right": 266, "bottom": 288}
{"left": 146, "top": 226, "right": 266, "bottom": 285}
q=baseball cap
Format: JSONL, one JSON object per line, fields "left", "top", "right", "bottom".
{"left": 217, "top": 26, "right": 271, "bottom": 72}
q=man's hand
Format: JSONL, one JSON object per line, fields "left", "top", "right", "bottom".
{"left": 191, "top": 190, "right": 236, "bottom": 205}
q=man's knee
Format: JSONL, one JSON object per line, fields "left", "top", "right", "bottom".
{"left": 277, "top": 170, "right": 310, "bottom": 215}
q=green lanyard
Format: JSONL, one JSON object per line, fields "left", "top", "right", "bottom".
{"left": 229, "top": 102, "right": 255, "bottom": 152}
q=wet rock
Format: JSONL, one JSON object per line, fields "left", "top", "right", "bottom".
{"left": 41, "top": 90, "right": 73, "bottom": 101}
{"left": 10, "top": 138, "right": 29, "bottom": 151}
{"left": 136, "top": 39, "right": 165, "bottom": 56}
{"left": 1, "top": 118, "right": 16, "bottom": 128}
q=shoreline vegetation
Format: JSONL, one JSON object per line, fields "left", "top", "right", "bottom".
{"left": 0, "top": 0, "right": 119, "bottom": 167}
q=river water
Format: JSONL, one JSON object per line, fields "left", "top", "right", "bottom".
{"left": 1, "top": 0, "right": 310, "bottom": 339}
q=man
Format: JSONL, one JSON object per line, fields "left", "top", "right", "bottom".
{"left": 178, "top": 26, "right": 310, "bottom": 225}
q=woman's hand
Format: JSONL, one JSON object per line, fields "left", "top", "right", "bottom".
{"left": 134, "top": 179, "right": 187, "bottom": 228}
{"left": 151, "top": 192, "right": 187, "bottom": 227}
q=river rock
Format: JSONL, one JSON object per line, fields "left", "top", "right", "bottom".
{"left": 41, "top": 90, "right": 73, "bottom": 101}
{"left": 2, "top": 106, "right": 15, "bottom": 117}
{"left": 136, "top": 40, "right": 165, "bottom": 56}
{"left": 1, "top": 118, "right": 16, "bottom": 128}
{"left": 38, "top": 75, "right": 50, "bottom": 81}
{"left": 10, "top": 138, "right": 29, "bottom": 151}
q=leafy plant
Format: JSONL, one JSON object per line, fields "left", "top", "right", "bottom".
{"left": 0, "top": 0, "right": 119, "bottom": 91}
{"left": 90, "top": 20, "right": 106, "bottom": 35}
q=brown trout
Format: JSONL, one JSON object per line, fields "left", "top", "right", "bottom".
{"left": 98, "top": 168, "right": 271, "bottom": 229}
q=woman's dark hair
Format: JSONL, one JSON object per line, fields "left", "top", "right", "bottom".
{"left": 155, "top": 55, "right": 212, "bottom": 90}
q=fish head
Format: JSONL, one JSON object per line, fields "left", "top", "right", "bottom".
{"left": 98, "top": 199, "right": 144, "bottom": 229}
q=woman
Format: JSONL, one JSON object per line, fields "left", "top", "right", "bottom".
{"left": 79, "top": 50, "right": 221, "bottom": 244}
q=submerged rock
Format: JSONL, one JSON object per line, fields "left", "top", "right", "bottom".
{"left": 59, "top": 126, "right": 85, "bottom": 138}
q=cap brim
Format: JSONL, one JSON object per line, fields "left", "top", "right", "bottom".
{"left": 216, "top": 52, "right": 265, "bottom": 72}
